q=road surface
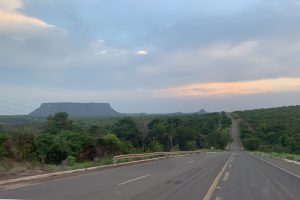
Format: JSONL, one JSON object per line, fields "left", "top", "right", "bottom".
{"left": 0, "top": 116, "right": 299, "bottom": 200}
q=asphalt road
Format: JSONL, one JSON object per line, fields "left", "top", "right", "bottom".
{"left": 0, "top": 152, "right": 231, "bottom": 200}
{"left": 0, "top": 116, "right": 299, "bottom": 200}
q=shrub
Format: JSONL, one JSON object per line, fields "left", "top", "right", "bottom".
{"left": 186, "top": 141, "right": 197, "bottom": 151}
{"left": 66, "top": 156, "right": 76, "bottom": 166}
{"left": 150, "top": 141, "right": 164, "bottom": 152}
{"left": 0, "top": 134, "right": 8, "bottom": 158}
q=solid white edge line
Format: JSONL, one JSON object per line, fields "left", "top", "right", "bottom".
{"left": 118, "top": 174, "right": 150, "bottom": 186}
{"left": 248, "top": 154, "right": 300, "bottom": 179}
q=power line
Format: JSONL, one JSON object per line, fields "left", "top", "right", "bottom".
{"left": 0, "top": 100, "right": 35, "bottom": 110}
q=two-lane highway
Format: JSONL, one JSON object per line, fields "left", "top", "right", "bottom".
{"left": 1, "top": 115, "right": 300, "bottom": 200}
{"left": 0, "top": 152, "right": 231, "bottom": 200}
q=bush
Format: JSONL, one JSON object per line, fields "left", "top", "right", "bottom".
{"left": 66, "top": 156, "right": 76, "bottom": 166}
{"left": 150, "top": 141, "right": 164, "bottom": 152}
{"left": 186, "top": 141, "right": 197, "bottom": 151}
{"left": 242, "top": 136, "right": 260, "bottom": 151}
{"left": 98, "top": 133, "right": 122, "bottom": 156}
{"left": 0, "top": 134, "right": 8, "bottom": 158}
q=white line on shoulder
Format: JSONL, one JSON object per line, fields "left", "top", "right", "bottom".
{"left": 248, "top": 154, "right": 300, "bottom": 179}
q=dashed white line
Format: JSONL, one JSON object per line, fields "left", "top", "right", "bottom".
{"left": 187, "top": 160, "right": 195, "bottom": 164}
{"left": 223, "top": 172, "right": 230, "bottom": 181}
{"left": 215, "top": 196, "right": 223, "bottom": 200}
{"left": 118, "top": 174, "right": 150, "bottom": 186}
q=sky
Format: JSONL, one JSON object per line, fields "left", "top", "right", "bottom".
{"left": 1, "top": 0, "right": 300, "bottom": 114}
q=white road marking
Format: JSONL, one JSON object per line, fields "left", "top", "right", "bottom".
{"left": 248, "top": 154, "right": 300, "bottom": 179}
{"left": 187, "top": 160, "right": 195, "bottom": 164}
{"left": 118, "top": 174, "right": 150, "bottom": 186}
{"left": 248, "top": 154, "right": 300, "bottom": 178}
{"left": 215, "top": 196, "right": 223, "bottom": 200}
{"left": 203, "top": 154, "right": 232, "bottom": 200}
{"left": 223, "top": 172, "right": 229, "bottom": 181}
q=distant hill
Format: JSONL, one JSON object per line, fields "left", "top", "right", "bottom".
{"left": 147, "top": 109, "right": 208, "bottom": 116}
{"left": 29, "top": 102, "right": 120, "bottom": 117}
{"left": 197, "top": 109, "right": 207, "bottom": 114}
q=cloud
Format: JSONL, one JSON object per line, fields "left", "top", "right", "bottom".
{"left": 92, "top": 39, "right": 128, "bottom": 56}
{"left": 0, "top": 12, "right": 53, "bottom": 28}
{"left": 204, "top": 40, "right": 258, "bottom": 59}
{"left": 0, "top": 0, "right": 54, "bottom": 30}
{"left": 0, "top": 0, "right": 22, "bottom": 11}
{"left": 153, "top": 77, "right": 300, "bottom": 97}
{"left": 135, "top": 39, "right": 300, "bottom": 89}
{"left": 136, "top": 50, "right": 148, "bottom": 56}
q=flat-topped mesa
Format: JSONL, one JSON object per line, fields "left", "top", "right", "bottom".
{"left": 29, "top": 102, "right": 120, "bottom": 117}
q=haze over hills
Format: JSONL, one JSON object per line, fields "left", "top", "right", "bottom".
{"left": 28, "top": 102, "right": 208, "bottom": 117}
{"left": 29, "top": 103, "right": 120, "bottom": 117}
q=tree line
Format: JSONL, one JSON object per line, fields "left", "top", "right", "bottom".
{"left": 235, "top": 106, "right": 300, "bottom": 154}
{"left": 0, "top": 112, "right": 231, "bottom": 164}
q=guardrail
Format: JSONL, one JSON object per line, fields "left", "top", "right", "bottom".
{"left": 113, "top": 150, "right": 204, "bottom": 164}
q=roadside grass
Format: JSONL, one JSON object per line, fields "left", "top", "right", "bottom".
{"left": 0, "top": 158, "right": 113, "bottom": 175}
{"left": 254, "top": 151, "right": 300, "bottom": 162}
{"left": 45, "top": 157, "right": 113, "bottom": 172}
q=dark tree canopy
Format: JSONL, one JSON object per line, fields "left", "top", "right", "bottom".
{"left": 45, "top": 112, "right": 74, "bottom": 134}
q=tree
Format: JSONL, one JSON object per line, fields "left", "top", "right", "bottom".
{"left": 98, "top": 133, "right": 122, "bottom": 156}
{"left": 112, "top": 117, "right": 141, "bottom": 147}
{"left": 243, "top": 136, "right": 260, "bottom": 151}
{"left": 34, "top": 133, "right": 56, "bottom": 163}
{"left": 35, "top": 131, "right": 91, "bottom": 163}
{"left": 175, "top": 127, "right": 197, "bottom": 150}
{"left": 288, "top": 133, "right": 300, "bottom": 153}
{"left": 11, "top": 132, "right": 35, "bottom": 161}
{"left": 147, "top": 119, "right": 167, "bottom": 150}
{"left": 89, "top": 125, "right": 105, "bottom": 136}
{"left": 165, "top": 118, "right": 182, "bottom": 150}
{"left": 57, "top": 131, "right": 91, "bottom": 160}
{"left": 0, "top": 134, "right": 8, "bottom": 158}
{"left": 45, "top": 112, "right": 73, "bottom": 134}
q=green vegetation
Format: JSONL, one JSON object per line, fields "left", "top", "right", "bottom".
{"left": 0, "top": 111, "right": 231, "bottom": 173}
{"left": 254, "top": 152, "right": 300, "bottom": 162}
{"left": 235, "top": 105, "right": 300, "bottom": 154}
